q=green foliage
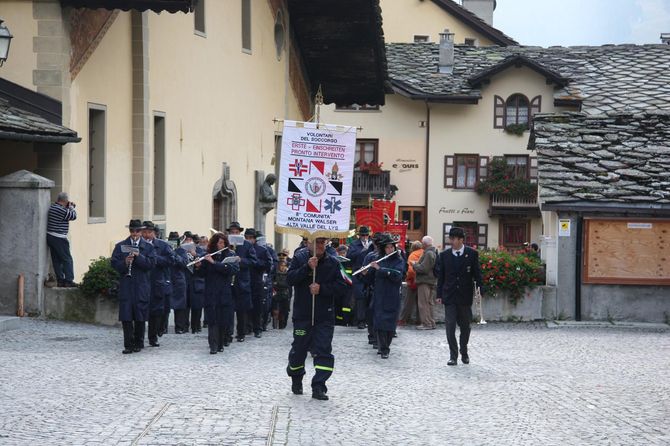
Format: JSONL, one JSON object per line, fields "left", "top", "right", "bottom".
{"left": 475, "top": 157, "right": 537, "bottom": 200}
{"left": 504, "top": 123, "right": 528, "bottom": 136}
{"left": 80, "top": 257, "right": 119, "bottom": 299}
{"left": 479, "top": 249, "right": 544, "bottom": 304}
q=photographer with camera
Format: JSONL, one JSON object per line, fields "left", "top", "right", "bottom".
{"left": 46, "top": 192, "right": 77, "bottom": 287}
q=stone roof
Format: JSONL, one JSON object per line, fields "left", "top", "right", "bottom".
{"left": 387, "top": 43, "right": 670, "bottom": 113}
{"left": 60, "top": 0, "right": 196, "bottom": 13}
{"left": 429, "top": 0, "right": 518, "bottom": 46}
{"left": 529, "top": 112, "right": 670, "bottom": 210}
{"left": 0, "top": 99, "right": 80, "bottom": 144}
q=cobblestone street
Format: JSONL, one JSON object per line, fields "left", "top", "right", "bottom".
{"left": 1, "top": 319, "right": 668, "bottom": 445}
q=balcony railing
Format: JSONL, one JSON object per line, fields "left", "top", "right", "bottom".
{"left": 352, "top": 170, "right": 390, "bottom": 197}
{"left": 489, "top": 195, "right": 540, "bottom": 217}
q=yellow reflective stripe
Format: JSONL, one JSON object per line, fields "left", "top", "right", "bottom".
{"left": 289, "top": 365, "right": 304, "bottom": 371}
{"left": 342, "top": 307, "right": 351, "bottom": 312}
{"left": 315, "top": 365, "right": 334, "bottom": 372}
{"left": 336, "top": 316, "right": 343, "bottom": 320}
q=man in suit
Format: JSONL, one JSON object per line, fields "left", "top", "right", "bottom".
{"left": 142, "top": 221, "right": 174, "bottom": 347}
{"left": 435, "top": 227, "right": 483, "bottom": 366}
{"left": 346, "top": 226, "right": 372, "bottom": 329}
{"left": 111, "top": 220, "right": 156, "bottom": 354}
{"left": 227, "top": 221, "right": 258, "bottom": 342}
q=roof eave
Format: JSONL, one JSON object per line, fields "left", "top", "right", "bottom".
{"left": 391, "top": 81, "right": 480, "bottom": 104}
{"left": 541, "top": 201, "right": 670, "bottom": 215}
{"left": 60, "top": 0, "right": 196, "bottom": 13}
{"left": 468, "top": 55, "right": 569, "bottom": 88}
{"left": 0, "top": 130, "right": 81, "bottom": 144}
{"left": 429, "top": 0, "right": 518, "bottom": 46}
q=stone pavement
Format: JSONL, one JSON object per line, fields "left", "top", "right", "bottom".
{"left": 0, "top": 319, "right": 668, "bottom": 445}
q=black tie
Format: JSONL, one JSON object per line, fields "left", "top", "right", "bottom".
{"left": 455, "top": 251, "right": 460, "bottom": 257}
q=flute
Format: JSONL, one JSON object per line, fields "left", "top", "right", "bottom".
{"left": 351, "top": 250, "right": 399, "bottom": 276}
{"left": 186, "top": 247, "right": 230, "bottom": 267}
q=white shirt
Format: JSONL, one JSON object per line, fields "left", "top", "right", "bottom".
{"left": 451, "top": 246, "right": 465, "bottom": 257}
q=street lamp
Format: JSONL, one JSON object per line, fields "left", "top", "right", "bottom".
{"left": 0, "top": 19, "right": 13, "bottom": 67}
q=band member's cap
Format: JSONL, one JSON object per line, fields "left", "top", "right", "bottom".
{"left": 244, "top": 228, "right": 257, "bottom": 238}
{"left": 358, "top": 226, "right": 370, "bottom": 236}
{"left": 227, "top": 221, "right": 244, "bottom": 232}
{"left": 168, "top": 231, "right": 180, "bottom": 241}
{"left": 448, "top": 227, "right": 466, "bottom": 239}
{"left": 182, "top": 231, "right": 195, "bottom": 240}
{"left": 255, "top": 230, "right": 264, "bottom": 237}
{"left": 142, "top": 220, "right": 157, "bottom": 231}
{"left": 377, "top": 234, "right": 395, "bottom": 247}
{"left": 127, "top": 219, "right": 145, "bottom": 230}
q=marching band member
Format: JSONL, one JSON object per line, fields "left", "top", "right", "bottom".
{"left": 361, "top": 234, "right": 405, "bottom": 359}
{"left": 172, "top": 235, "right": 194, "bottom": 334}
{"left": 245, "top": 228, "right": 271, "bottom": 339}
{"left": 286, "top": 237, "right": 349, "bottom": 401}
{"left": 142, "top": 221, "right": 174, "bottom": 347}
{"left": 110, "top": 220, "right": 155, "bottom": 354}
{"left": 227, "top": 222, "right": 258, "bottom": 343}
{"left": 346, "top": 226, "right": 372, "bottom": 329}
{"left": 201, "top": 233, "right": 239, "bottom": 354}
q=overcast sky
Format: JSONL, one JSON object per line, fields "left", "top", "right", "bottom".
{"left": 492, "top": 0, "right": 670, "bottom": 47}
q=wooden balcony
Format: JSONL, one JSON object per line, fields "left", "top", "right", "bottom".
{"left": 488, "top": 195, "right": 540, "bottom": 217}
{"left": 352, "top": 170, "right": 391, "bottom": 198}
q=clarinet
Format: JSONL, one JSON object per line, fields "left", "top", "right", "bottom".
{"left": 127, "top": 256, "right": 134, "bottom": 277}
{"left": 186, "top": 252, "right": 195, "bottom": 274}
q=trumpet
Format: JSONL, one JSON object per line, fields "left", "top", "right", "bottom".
{"left": 351, "top": 250, "right": 399, "bottom": 276}
{"left": 474, "top": 284, "right": 486, "bottom": 324}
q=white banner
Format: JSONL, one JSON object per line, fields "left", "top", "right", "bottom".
{"left": 276, "top": 120, "right": 357, "bottom": 237}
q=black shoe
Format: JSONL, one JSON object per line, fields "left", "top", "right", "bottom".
{"left": 237, "top": 337, "right": 245, "bottom": 342}
{"left": 291, "top": 379, "right": 303, "bottom": 395}
{"left": 223, "top": 339, "right": 230, "bottom": 347}
{"left": 372, "top": 344, "right": 378, "bottom": 350}
{"left": 150, "top": 342, "right": 160, "bottom": 347}
{"left": 357, "top": 323, "right": 366, "bottom": 329}
{"left": 393, "top": 332, "right": 397, "bottom": 338}
{"left": 132, "top": 347, "right": 141, "bottom": 353}
{"left": 447, "top": 358, "right": 457, "bottom": 366}
{"left": 210, "top": 350, "right": 217, "bottom": 354}
{"left": 381, "top": 353, "right": 389, "bottom": 359}
{"left": 122, "top": 349, "right": 133, "bottom": 354}
{"left": 368, "top": 339, "right": 374, "bottom": 345}
{"left": 377, "top": 350, "right": 381, "bottom": 355}
{"left": 461, "top": 355, "right": 469, "bottom": 364}
{"left": 218, "top": 347, "right": 224, "bottom": 352}
{"left": 254, "top": 332, "right": 262, "bottom": 338}
{"left": 311, "top": 388, "right": 329, "bottom": 401}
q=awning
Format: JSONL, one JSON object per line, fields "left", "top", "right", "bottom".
{"left": 287, "top": 0, "right": 388, "bottom": 106}
{"left": 60, "top": 0, "right": 196, "bottom": 13}
{"left": 0, "top": 99, "right": 80, "bottom": 144}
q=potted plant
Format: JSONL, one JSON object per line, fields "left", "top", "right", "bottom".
{"left": 361, "top": 161, "right": 384, "bottom": 175}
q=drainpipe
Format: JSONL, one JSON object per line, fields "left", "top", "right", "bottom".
{"left": 574, "top": 216, "right": 583, "bottom": 321}
{"left": 424, "top": 101, "right": 431, "bottom": 234}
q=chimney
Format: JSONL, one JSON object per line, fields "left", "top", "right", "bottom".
{"left": 661, "top": 33, "right": 670, "bottom": 45}
{"left": 461, "top": 0, "right": 496, "bottom": 26}
{"left": 439, "top": 29, "right": 455, "bottom": 74}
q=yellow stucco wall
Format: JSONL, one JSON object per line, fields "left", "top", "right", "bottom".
{"left": 1, "top": 1, "right": 37, "bottom": 88}
{"left": 320, "top": 94, "right": 428, "bottom": 207}
{"left": 379, "top": 0, "right": 496, "bottom": 45}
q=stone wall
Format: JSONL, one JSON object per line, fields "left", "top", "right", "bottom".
{"left": 44, "top": 287, "right": 119, "bottom": 326}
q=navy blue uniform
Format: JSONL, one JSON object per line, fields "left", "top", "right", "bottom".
{"left": 172, "top": 247, "right": 191, "bottom": 333}
{"left": 202, "top": 251, "right": 239, "bottom": 353}
{"left": 435, "top": 246, "right": 483, "bottom": 361}
{"left": 147, "top": 238, "right": 174, "bottom": 344}
{"left": 263, "top": 246, "right": 279, "bottom": 330}
{"left": 286, "top": 249, "right": 349, "bottom": 394}
{"left": 347, "top": 238, "right": 374, "bottom": 325}
{"left": 232, "top": 240, "right": 257, "bottom": 340}
{"left": 361, "top": 250, "right": 379, "bottom": 343}
{"left": 190, "top": 246, "right": 207, "bottom": 332}
{"left": 368, "top": 253, "right": 404, "bottom": 356}
{"left": 249, "top": 243, "right": 271, "bottom": 336}
{"left": 111, "top": 238, "right": 155, "bottom": 350}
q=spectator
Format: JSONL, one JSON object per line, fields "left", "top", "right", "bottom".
{"left": 399, "top": 240, "right": 423, "bottom": 325}
{"left": 412, "top": 235, "right": 438, "bottom": 330}
{"left": 46, "top": 192, "right": 77, "bottom": 287}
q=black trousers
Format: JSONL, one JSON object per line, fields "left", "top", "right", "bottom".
{"left": 376, "top": 330, "right": 394, "bottom": 354}
{"left": 235, "top": 309, "right": 247, "bottom": 339}
{"left": 287, "top": 319, "right": 334, "bottom": 392}
{"left": 122, "top": 321, "right": 145, "bottom": 350}
{"left": 191, "top": 307, "right": 202, "bottom": 332}
{"left": 445, "top": 304, "right": 472, "bottom": 360}
{"left": 174, "top": 309, "right": 189, "bottom": 332}
{"left": 147, "top": 313, "right": 163, "bottom": 344}
{"left": 208, "top": 324, "right": 226, "bottom": 352}
{"left": 161, "top": 296, "right": 171, "bottom": 334}
{"left": 47, "top": 234, "right": 74, "bottom": 283}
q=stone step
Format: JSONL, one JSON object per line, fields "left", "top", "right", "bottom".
{"left": 0, "top": 315, "right": 21, "bottom": 333}
{"left": 548, "top": 320, "right": 670, "bottom": 331}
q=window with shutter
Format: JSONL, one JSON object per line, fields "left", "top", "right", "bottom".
{"left": 529, "top": 156, "right": 538, "bottom": 184}
{"left": 494, "top": 95, "right": 505, "bottom": 128}
{"left": 477, "top": 224, "right": 488, "bottom": 249}
{"left": 505, "top": 94, "right": 530, "bottom": 125}
{"left": 444, "top": 155, "right": 455, "bottom": 188}
{"left": 479, "top": 156, "right": 489, "bottom": 182}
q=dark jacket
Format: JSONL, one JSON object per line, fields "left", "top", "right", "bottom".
{"left": 189, "top": 246, "right": 207, "bottom": 309}
{"left": 250, "top": 243, "right": 271, "bottom": 299}
{"left": 111, "top": 238, "right": 156, "bottom": 321}
{"left": 232, "top": 240, "right": 258, "bottom": 311}
{"left": 171, "top": 247, "right": 191, "bottom": 310}
{"left": 202, "top": 251, "right": 239, "bottom": 325}
{"left": 287, "top": 249, "right": 349, "bottom": 323}
{"left": 369, "top": 253, "right": 405, "bottom": 331}
{"left": 273, "top": 270, "right": 291, "bottom": 301}
{"left": 413, "top": 246, "right": 438, "bottom": 286}
{"left": 434, "top": 246, "right": 483, "bottom": 306}
{"left": 148, "top": 238, "right": 174, "bottom": 315}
